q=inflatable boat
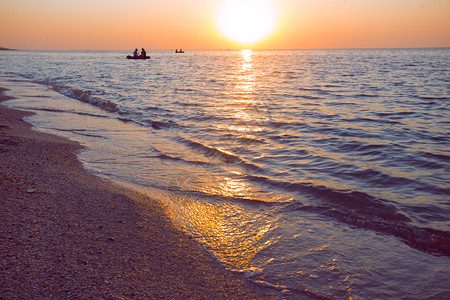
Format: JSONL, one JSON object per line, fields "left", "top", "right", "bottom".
{"left": 127, "top": 55, "right": 151, "bottom": 59}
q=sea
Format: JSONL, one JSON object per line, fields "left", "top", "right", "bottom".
{"left": 1, "top": 48, "right": 449, "bottom": 299}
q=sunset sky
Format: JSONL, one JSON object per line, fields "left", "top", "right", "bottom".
{"left": 1, "top": 0, "right": 449, "bottom": 50}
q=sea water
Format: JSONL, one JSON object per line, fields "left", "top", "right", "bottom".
{"left": 1, "top": 49, "right": 449, "bottom": 299}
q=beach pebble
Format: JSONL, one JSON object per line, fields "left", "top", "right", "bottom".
{"left": 26, "top": 189, "right": 35, "bottom": 193}
{"left": 310, "top": 274, "right": 319, "bottom": 279}
{"left": 243, "top": 267, "right": 263, "bottom": 277}
{"left": 253, "top": 280, "right": 287, "bottom": 290}
{"left": 281, "top": 289, "right": 292, "bottom": 295}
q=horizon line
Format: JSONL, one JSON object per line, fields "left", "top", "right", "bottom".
{"left": 4, "top": 46, "right": 450, "bottom": 52}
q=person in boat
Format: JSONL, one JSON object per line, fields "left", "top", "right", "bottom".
{"left": 140, "top": 48, "right": 147, "bottom": 58}
{"left": 133, "top": 48, "right": 138, "bottom": 58}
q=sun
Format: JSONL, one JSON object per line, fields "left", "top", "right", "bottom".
{"left": 218, "top": 0, "right": 276, "bottom": 45}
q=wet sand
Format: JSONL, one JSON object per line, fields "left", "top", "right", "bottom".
{"left": 0, "top": 87, "right": 275, "bottom": 299}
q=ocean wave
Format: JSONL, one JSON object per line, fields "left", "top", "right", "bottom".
{"left": 341, "top": 116, "right": 400, "bottom": 124}
{"left": 156, "top": 153, "right": 215, "bottom": 167}
{"left": 280, "top": 184, "right": 450, "bottom": 256}
{"left": 53, "top": 128, "right": 106, "bottom": 138}
{"left": 293, "top": 94, "right": 324, "bottom": 100}
{"left": 417, "top": 95, "right": 448, "bottom": 101}
{"left": 144, "top": 119, "right": 180, "bottom": 130}
{"left": 354, "top": 93, "right": 379, "bottom": 98}
{"left": 177, "top": 136, "right": 243, "bottom": 164}
{"left": 221, "top": 133, "right": 267, "bottom": 145}
{"left": 11, "top": 75, "right": 120, "bottom": 114}
{"left": 335, "top": 140, "right": 386, "bottom": 153}
{"left": 47, "top": 84, "right": 120, "bottom": 113}
{"left": 422, "top": 151, "right": 450, "bottom": 162}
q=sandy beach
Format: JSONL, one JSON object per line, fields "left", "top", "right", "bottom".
{"left": 0, "top": 87, "right": 275, "bottom": 299}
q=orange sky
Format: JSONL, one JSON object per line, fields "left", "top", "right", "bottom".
{"left": 1, "top": 0, "right": 449, "bottom": 50}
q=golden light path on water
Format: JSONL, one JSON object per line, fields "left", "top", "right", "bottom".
{"left": 164, "top": 194, "right": 276, "bottom": 269}
{"left": 216, "top": 50, "right": 266, "bottom": 151}
{"left": 162, "top": 50, "right": 280, "bottom": 269}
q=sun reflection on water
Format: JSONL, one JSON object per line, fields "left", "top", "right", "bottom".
{"left": 164, "top": 192, "right": 276, "bottom": 269}
{"left": 228, "top": 49, "right": 262, "bottom": 130}
{"left": 219, "top": 176, "right": 250, "bottom": 198}
{"left": 241, "top": 49, "right": 252, "bottom": 63}
{"left": 159, "top": 49, "right": 284, "bottom": 271}
{"left": 235, "top": 49, "right": 255, "bottom": 101}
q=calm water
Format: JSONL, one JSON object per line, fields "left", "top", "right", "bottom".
{"left": 1, "top": 49, "right": 449, "bottom": 299}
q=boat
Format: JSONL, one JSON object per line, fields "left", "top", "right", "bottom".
{"left": 175, "top": 49, "right": 184, "bottom": 53}
{"left": 127, "top": 55, "right": 151, "bottom": 59}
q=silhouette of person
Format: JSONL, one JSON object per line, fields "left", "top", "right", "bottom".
{"left": 133, "top": 48, "right": 138, "bottom": 57}
{"left": 140, "top": 48, "right": 146, "bottom": 58}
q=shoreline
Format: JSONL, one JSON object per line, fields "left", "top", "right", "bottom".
{"left": 0, "top": 87, "right": 275, "bottom": 299}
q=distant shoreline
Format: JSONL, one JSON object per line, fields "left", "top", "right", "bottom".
{"left": 0, "top": 47, "right": 17, "bottom": 51}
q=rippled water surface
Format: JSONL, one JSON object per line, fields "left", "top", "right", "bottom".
{"left": 1, "top": 49, "right": 449, "bottom": 299}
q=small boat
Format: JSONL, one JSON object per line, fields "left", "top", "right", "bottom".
{"left": 175, "top": 49, "right": 184, "bottom": 53}
{"left": 127, "top": 55, "right": 151, "bottom": 59}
